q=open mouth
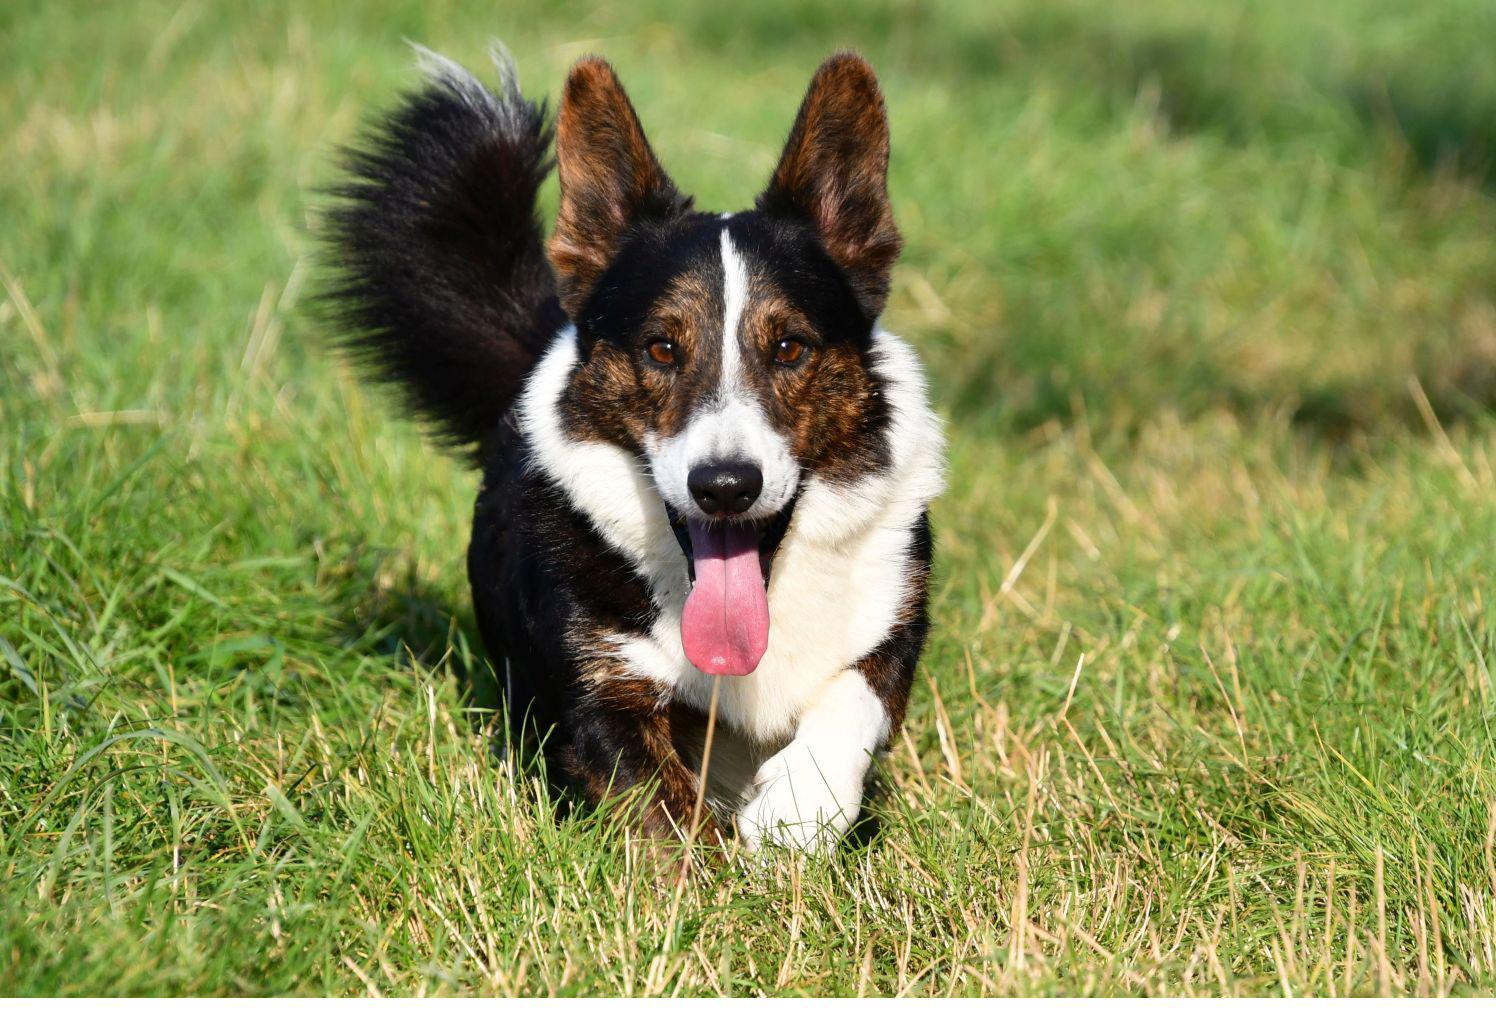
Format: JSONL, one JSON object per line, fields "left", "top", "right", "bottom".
{"left": 668, "top": 496, "right": 796, "bottom": 677}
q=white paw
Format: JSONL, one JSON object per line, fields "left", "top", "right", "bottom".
{"left": 737, "top": 741, "right": 865, "bottom": 854}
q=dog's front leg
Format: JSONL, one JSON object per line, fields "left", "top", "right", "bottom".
{"left": 738, "top": 668, "right": 891, "bottom": 853}
{"left": 565, "top": 686, "right": 725, "bottom": 847}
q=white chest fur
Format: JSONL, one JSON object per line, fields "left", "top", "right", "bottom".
{"left": 612, "top": 477, "right": 924, "bottom": 742}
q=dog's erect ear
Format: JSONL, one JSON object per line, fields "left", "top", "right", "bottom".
{"left": 549, "top": 58, "right": 689, "bottom": 319}
{"left": 758, "top": 53, "right": 901, "bottom": 319}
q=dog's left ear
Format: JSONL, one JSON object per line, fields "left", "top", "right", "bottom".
{"left": 758, "top": 53, "right": 901, "bottom": 319}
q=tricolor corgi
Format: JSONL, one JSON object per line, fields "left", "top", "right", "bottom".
{"left": 322, "top": 44, "right": 944, "bottom": 852}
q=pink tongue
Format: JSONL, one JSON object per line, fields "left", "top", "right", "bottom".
{"left": 681, "top": 520, "right": 770, "bottom": 676}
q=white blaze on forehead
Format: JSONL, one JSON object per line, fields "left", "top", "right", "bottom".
{"left": 719, "top": 227, "right": 749, "bottom": 397}
{"left": 643, "top": 225, "right": 799, "bottom": 520}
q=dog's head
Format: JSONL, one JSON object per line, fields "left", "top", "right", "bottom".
{"left": 547, "top": 54, "right": 901, "bottom": 677}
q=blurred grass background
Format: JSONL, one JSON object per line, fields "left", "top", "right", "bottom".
{"left": 2, "top": 0, "right": 1495, "bottom": 996}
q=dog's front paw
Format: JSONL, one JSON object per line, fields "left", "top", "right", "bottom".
{"left": 737, "top": 741, "right": 864, "bottom": 854}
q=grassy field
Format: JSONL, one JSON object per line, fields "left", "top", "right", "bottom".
{"left": 4, "top": 0, "right": 1496, "bottom": 997}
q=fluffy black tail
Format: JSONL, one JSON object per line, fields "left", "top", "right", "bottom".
{"left": 319, "top": 45, "right": 564, "bottom": 462}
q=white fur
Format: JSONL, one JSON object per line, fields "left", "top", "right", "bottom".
{"left": 719, "top": 227, "right": 748, "bottom": 395}
{"left": 410, "top": 43, "right": 528, "bottom": 139}
{"left": 738, "top": 669, "right": 890, "bottom": 852}
{"left": 517, "top": 308, "right": 945, "bottom": 852}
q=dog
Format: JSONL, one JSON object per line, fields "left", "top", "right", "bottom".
{"left": 322, "top": 43, "right": 944, "bottom": 852}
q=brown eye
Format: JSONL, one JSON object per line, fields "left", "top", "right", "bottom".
{"left": 646, "top": 338, "right": 677, "bottom": 367}
{"left": 774, "top": 337, "right": 806, "bottom": 366}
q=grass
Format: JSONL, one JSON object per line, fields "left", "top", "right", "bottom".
{"left": 3, "top": 0, "right": 1496, "bottom": 997}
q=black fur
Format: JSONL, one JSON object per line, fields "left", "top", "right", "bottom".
{"left": 467, "top": 415, "right": 656, "bottom": 739}
{"left": 319, "top": 58, "right": 565, "bottom": 462}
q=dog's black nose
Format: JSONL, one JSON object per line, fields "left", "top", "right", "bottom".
{"left": 688, "top": 461, "right": 763, "bottom": 516}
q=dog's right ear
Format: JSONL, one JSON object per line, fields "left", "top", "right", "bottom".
{"left": 549, "top": 58, "right": 689, "bottom": 319}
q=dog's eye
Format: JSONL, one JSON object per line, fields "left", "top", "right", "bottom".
{"left": 646, "top": 337, "right": 678, "bottom": 367}
{"left": 774, "top": 337, "right": 806, "bottom": 366}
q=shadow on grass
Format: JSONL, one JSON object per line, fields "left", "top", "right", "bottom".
{"left": 337, "top": 568, "right": 504, "bottom": 732}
